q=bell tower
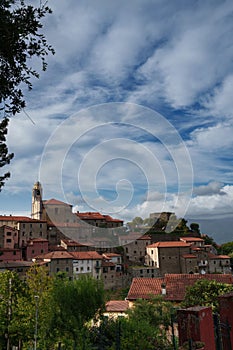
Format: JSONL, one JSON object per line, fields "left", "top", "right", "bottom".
{"left": 31, "top": 181, "right": 43, "bottom": 220}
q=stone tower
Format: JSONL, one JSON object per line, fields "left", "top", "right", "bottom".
{"left": 31, "top": 181, "right": 43, "bottom": 220}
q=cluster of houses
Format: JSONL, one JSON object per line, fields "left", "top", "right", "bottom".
{"left": 0, "top": 182, "right": 232, "bottom": 294}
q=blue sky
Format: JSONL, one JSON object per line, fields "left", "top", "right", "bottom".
{"left": 1, "top": 0, "right": 233, "bottom": 242}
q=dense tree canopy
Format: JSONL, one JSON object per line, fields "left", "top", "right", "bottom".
{"left": 182, "top": 279, "right": 233, "bottom": 312}
{"left": 0, "top": 0, "right": 54, "bottom": 190}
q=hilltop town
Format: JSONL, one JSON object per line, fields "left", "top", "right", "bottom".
{"left": 0, "top": 181, "right": 232, "bottom": 293}
{"left": 1, "top": 183, "right": 233, "bottom": 349}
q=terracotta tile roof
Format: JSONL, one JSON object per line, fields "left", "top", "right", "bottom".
{"left": 61, "top": 239, "right": 86, "bottom": 247}
{"left": 127, "top": 277, "right": 165, "bottom": 300}
{"left": 70, "top": 251, "right": 103, "bottom": 260}
{"left": 165, "top": 274, "right": 233, "bottom": 301}
{"left": 35, "top": 251, "right": 73, "bottom": 260}
{"left": 48, "top": 221, "right": 83, "bottom": 228}
{"left": 105, "top": 300, "right": 129, "bottom": 312}
{"left": 0, "top": 216, "right": 46, "bottom": 223}
{"left": 208, "top": 253, "right": 231, "bottom": 259}
{"left": 147, "top": 241, "right": 191, "bottom": 248}
{"left": 103, "top": 253, "right": 121, "bottom": 258}
{"left": 76, "top": 211, "right": 123, "bottom": 223}
{"left": 180, "top": 237, "right": 204, "bottom": 242}
{"left": 182, "top": 254, "right": 197, "bottom": 259}
{"left": 137, "top": 235, "right": 151, "bottom": 240}
{"left": 0, "top": 261, "right": 33, "bottom": 268}
{"left": 127, "top": 274, "right": 233, "bottom": 301}
{"left": 43, "top": 198, "right": 72, "bottom": 206}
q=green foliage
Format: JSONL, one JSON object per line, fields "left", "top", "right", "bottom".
{"left": 47, "top": 275, "right": 105, "bottom": 348}
{"left": 0, "top": 0, "right": 54, "bottom": 189}
{"left": 0, "top": 267, "right": 105, "bottom": 349}
{"left": 89, "top": 296, "right": 174, "bottom": 350}
{"left": 190, "top": 223, "right": 200, "bottom": 235}
{"left": 0, "top": 117, "right": 13, "bottom": 190}
{"left": 220, "top": 241, "right": 233, "bottom": 255}
{"left": 182, "top": 279, "right": 233, "bottom": 312}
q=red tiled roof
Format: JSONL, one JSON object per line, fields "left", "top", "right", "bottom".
{"left": 127, "top": 274, "right": 233, "bottom": 301}
{"left": 137, "top": 235, "right": 151, "bottom": 240}
{"left": 103, "top": 253, "right": 121, "bottom": 257}
{"left": 165, "top": 274, "right": 233, "bottom": 301}
{"left": 35, "top": 251, "right": 73, "bottom": 260}
{"left": 147, "top": 241, "right": 191, "bottom": 248}
{"left": 127, "top": 277, "right": 165, "bottom": 300}
{"left": 76, "top": 211, "right": 123, "bottom": 223}
{"left": 105, "top": 300, "right": 129, "bottom": 312}
{"left": 70, "top": 251, "right": 103, "bottom": 260}
{"left": 61, "top": 239, "right": 86, "bottom": 247}
{"left": 0, "top": 216, "right": 46, "bottom": 223}
{"left": 208, "top": 253, "right": 231, "bottom": 259}
{"left": 48, "top": 222, "right": 83, "bottom": 228}
{"left": 180, "top": 237, "right": 204, "bottom": 242}
{"left": 182, "top": 254, "right": 197, "bottom": 259}
{"left": 43, "top": 198, "right": 72, "bottom": 207}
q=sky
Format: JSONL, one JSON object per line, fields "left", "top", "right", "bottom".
{"left": 1, "top": 0, "right": 233, "bottom": 243}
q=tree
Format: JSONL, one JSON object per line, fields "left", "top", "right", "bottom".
{"left": 182, "top": 279, "right": 233, "bottom": 312}
{"left": 89, "top": 296, "right": 174, "bottom": 350}
{"left": 190, "top": 223, "right": 200, "bottom": 235}
{"left": 48, "top": 275, "right": 105, "bottom": 349}
{"left": 0, "top": 117, "right": 13, "bottom": 190}
{"left": 220, "top": 241, "right": 233, "bottom": 256}
{"left": 0, "top": 0, "right": 54, "bottom": 189}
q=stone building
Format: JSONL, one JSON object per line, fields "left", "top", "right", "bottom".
{"left": 122, "top": 234, "right": 151, "bottom": 263}
{"left": 146, "top": 241, "right": 191, "bottom": 274}
{"left": 0, "top": 216, "right": 47, "bottom": 247}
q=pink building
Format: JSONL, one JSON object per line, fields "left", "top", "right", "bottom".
{"left": 0, "top": 248, "right": 22, "bottom": 261}
{"left": 25, "top": 238, "right": 49, "bottom": 260}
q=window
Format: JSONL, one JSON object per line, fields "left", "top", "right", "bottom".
{"left": 125, "top": 247, "right": 128, "bottom": 253}
{"left": 87, "top": 266, "right": 90, "bottom": 271}
{"left": 55, "top": 208, "right": 58, "bottom": 214}
{"left": 56, "top": 268, "right": 60, "bottom": 272}
{"left": 66, "top": 267, "right": 69, "bottom": 272}
{"left": 41, "top": 249, "right": 44, "bottom": 253}
{"left": 32, "top": 250, "right": 34, "bottom": 254}
{"left": 13, "top": 251, "right": 16, "bottom": 255}
{"left": 81, "top": 267, "right": 84, "bottom": 271}
{"left": 76, "top": 267, "right": 79, "bottom": 271}
{"left": 40, "top": 224, "right": 42, "bottom": 228}
{"left": 6, "top": 232, "right": 11, "bottom": 236}
{"left": 6, "top": 239, "right": 11, "bottom": 243}
{"left": 151, "top": 250, "right": 153, "bottom": 254}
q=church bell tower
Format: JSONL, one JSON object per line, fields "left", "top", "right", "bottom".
{"left": 31, "top": 181, "right": 43, "bottom": 220}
